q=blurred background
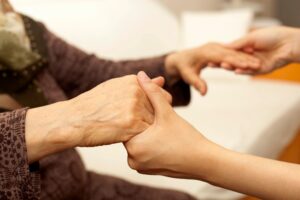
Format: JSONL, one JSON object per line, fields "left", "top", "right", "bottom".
{"left": 10, "top": 0, "right": 300, "bottom": 199}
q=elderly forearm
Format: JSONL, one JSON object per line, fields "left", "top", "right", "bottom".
{"left": 25, "top": 75, "right": 157, "bottom": 163}
{"left": 192, "top": 142, "right": 300, "bottom": 199}
{"left": 25, "top": 100, "right": 76, "bottom": 163}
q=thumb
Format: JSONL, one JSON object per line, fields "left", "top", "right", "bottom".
{"left": 151, "top": 76, "right": 165, "bottom": 87}
{"left": 137, "top": 71, "right": 172, "bottom": 118}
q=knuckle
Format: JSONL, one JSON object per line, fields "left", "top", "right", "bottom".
{"left": 126, "top": 141, "right": 147, "bottom": 159}
{"left": 127, "top": 75, "right": 138, "bottom": 84}
{"left": 127, "top": 142, "right": 142, "bottom": 157}
{"left": 127, "top": 158, "right": 139, "bottom": 170}
{"left": 126, "top": 74, "right": 138, "bottom": 81}
{"left": 125, "top": 142, "right": 136, "bottom": 154}
{"left": 167, "top": 93, "right": 173, "bottom": 104}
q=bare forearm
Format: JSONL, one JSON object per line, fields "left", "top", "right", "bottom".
{"left": 191, "top": 142, "right": 300, "bottom": 199}
{"left": 25, "top": 101, "right": 76, "bottom": 163}
{"left": 24, "top": 75, "right": 157, "bottom": 164}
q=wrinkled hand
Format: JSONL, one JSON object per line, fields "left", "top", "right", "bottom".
{"left": 26, "top": 74, "right": 171, "bottom": 163}
{"left": 124, "top": 72, "right": 209, "bottom": 179}
{"left": 165, "top": 43, "right": 261, "bottom": 95}
{"left": 66, "top": 75, "right": 170, "bottom": 147}
{"left": 228, "top": 26, "right": 300, "bottom": 75}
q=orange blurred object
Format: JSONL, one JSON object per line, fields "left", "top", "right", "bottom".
{"left": 254, "top": 63, "right": 300, "bottom": 83}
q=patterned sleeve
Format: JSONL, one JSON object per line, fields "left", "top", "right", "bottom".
{"left": 42, "top": 26, "right": 190, "bottom": 106}
{"left": 0, "top": 109, "right": 40, "bottom": 200}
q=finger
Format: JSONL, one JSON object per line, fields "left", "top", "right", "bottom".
{"left": 235, "top": 68, "right": 256, "bottom": 75}
{"left": 137, "top": 71, "right": 172, "bottom": 118}
{"left": 243, "top": 47, "right": 254, "bottom": 54}
{"left": 141, "top": 79, "right": 172, "bottom": 120}
{"left": 160, "top": 88, "right": 173, "bottom": 105}
{"left": 223, "top": 53, "right": 261, "bottom": 70}
{"left": 152, "top": 77, "right": 172, "bottom": 104}
{"left": 143, "top": 96, "right": 154, "bottom": 115}
{"left": 228, "top": 36, "right": 254, "bottom": 50}
{"left": 221, "top": 62, "right": 234, "bottom": 70}
{"left": 140, "top": 104, "right": 154, "bottom": 124}
{"left": 152, "top": 76, "right": 165, "bottom": 87}
{"left": 180, "top": 68, "right": 207, "bottom": 95}
{"left": 137, "top": 169, "right": 190, "bottom": 179}
{"left": 207, "top": 62, "right": 219, "bottom": 68}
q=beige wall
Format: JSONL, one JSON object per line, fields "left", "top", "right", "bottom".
{"left": 158, "top": 0, "right": 223, "bottom": 16}
{"left": 275, "top": 0, "right": 300, "bottom": 27}
{"left": 158, "top": 0, "right": 277, "bottom": 17}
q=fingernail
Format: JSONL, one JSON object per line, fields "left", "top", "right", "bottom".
{"left": 138, "top": 71, "right": 151, "bottom": 83}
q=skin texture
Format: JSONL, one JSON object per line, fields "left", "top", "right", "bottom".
{"left": 165, "top": 43, "right": 261, "bottom": 95}
{"left": 0, "top": 0, "right": 14, "bottom": 12}
{"left": 25, "top": 75, "right": 170, "bottom": 163}
{"left": 24, "top": 42, "right": 259, "bottom": 163}
{"left": 125, "top": 71, "right": 300, "bottom": 200}
{"left": 225, "top": 26, "right": 300, "bottom": 75}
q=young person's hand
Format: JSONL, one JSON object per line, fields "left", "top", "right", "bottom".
{"left": 125, "top": 72, "right": 300, "bottom": 200}
{"left": 25, "top": 75, "right": 170, "bottom": 163}
{"left": 124, "top": 72, "right": 212, "bottom": 179}
{"left": 228, "top": 26, "right": 300, "bottom": 74}
{"left": 165, "top": 43, "right": 261, "bottom": 95}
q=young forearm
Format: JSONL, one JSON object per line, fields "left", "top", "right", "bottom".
{"left": 191, "top": 141, "right": 300, "bottom": 199}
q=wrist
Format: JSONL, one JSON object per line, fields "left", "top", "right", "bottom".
{"left": 25, "top": 100, "right": 76, "bottom": 163}
{"left": 165, "top": 53, "right": 179, "bottom": 76}
{"left": 186, "top": 138, "right": 230, "bottom": 182}
{"left": 165, "top": 53, "right": 181, "bottom": 84}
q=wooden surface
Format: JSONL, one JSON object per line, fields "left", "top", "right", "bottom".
{"left": 242, "top": 63, "right": 300, "bottom": 200}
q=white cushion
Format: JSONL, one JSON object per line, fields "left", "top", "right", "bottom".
{"left": 11, "top": 0, "right": 179, "bottom": 59}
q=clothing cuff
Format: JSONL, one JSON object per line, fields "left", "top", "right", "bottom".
{"left": 159, "top": 55, "right": 191, "bottom": 107}
{"left": 0, "top": 108, "right": 40, "bottom": 199}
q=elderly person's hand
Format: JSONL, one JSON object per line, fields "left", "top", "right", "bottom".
{"left": 227, "top": 26, "right": 300, "bottom": 75}
{"left": 25, "top": 75, "right": 170, "bottom": 163}
{"left": 125, "top": 72, "right": 209, "bottom": 178}
{"left": 165, "top": 43, "right": 261, "bottom": 95}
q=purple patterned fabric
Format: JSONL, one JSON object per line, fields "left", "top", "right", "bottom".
{"left": 0, "top": 109, "right": 40, "bottom": 200}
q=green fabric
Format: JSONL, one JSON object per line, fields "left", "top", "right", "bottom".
{"left": 0, "top": 31, "right": 40, "bottom": 71}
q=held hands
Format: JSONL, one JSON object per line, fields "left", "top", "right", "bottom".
{"left": 26, "top": 75, "right": 170, "bottom": 162}
{"left": 166, "top": 27, "right": 300, "bottom": 94}
{"left": 165, "top": 43, "right": 261, "bottom": 95}
{"left": 124, "top": 72, "right": 211, "bottom": 179}
{"left": 228, "top": 26, "right": 300, "bottom": 75}
{"left": 67, "top": 75, "right": 172, "bottom": 147}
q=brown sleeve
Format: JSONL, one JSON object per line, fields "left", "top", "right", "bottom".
{"left": 43, "top": 26, "right": 190, "bottom": 106}
{"left": 0, "top": 109, "right": 40, "bottom": 200}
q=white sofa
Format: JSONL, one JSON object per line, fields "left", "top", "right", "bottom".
{"left": 11, "top": 1, "right": 300, "bottom": 199}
